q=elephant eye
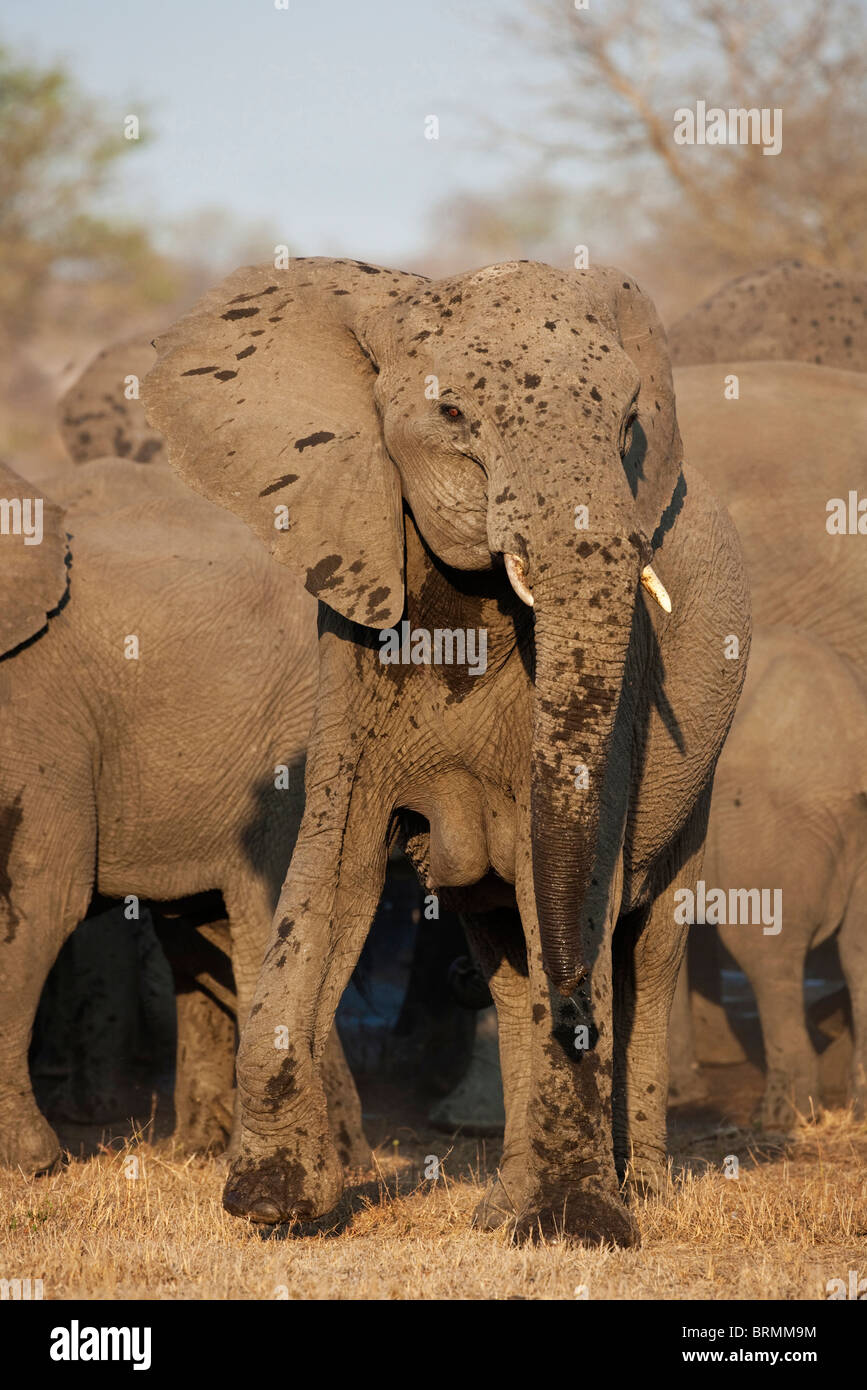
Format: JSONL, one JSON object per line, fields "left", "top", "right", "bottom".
{"left": 440, "top": 402, "right": 463, "bottom": 420}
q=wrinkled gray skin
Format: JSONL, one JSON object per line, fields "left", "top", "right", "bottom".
{"left": 703, "top": 627, "right": 867, "bottom": 1126}
{"left": 0, "top": 456, "right": 369, "bottom": 1175}
{"left": 145, "top": 257, "right": 750, "bottom": 1246}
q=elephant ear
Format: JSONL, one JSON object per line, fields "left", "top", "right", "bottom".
{"left": 589, "top": 267, "right": 684, "bottom": 543}
{"left": 0, "top": 461, "right": 70, "bottom": 658}
{"left": 58, "top": 337, "right": 165, "bottom": 465}
{"left": 144, "top": 258, "right": 427, "bottom": 628}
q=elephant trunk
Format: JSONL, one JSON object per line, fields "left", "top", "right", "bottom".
{"left": 528, "top": 550, "right": 638, "bottom": 996}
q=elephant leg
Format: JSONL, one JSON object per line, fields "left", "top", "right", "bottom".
{"left": 615, "top": 795, "right": 709, "bottom": 1194}
{"left": 689, "top": 923, "right": 746, "bottom": 1065}
{"left": 494, "top": 844, "right": 638, "bottom": 1248}
{"left": 0, "top": 784, "right": 94, "bottom": 1174}
{"left": 131, "top": 908, "right": 176, "bottom": 1092}
{"left": 174, "top": 984, "right": 237, "bottom": 1152}
{"left": 392, "top": 896, "right": 476, "bottom": 1094}
{"left": 0, "top": 883, "right": 92, "bottom": 1173}
{"left": 219, "top": 879, "right": 288, "bottom": 1157}
{"left": 613, "top": 901, "right": 687, "bottom": 1193}
{"left": 667, "top": 949, "right": 707, "bottom": 1104}
{"left": 750, "top": 961, "right": 818, "bottom": 1129}
{"left": 457, "top": 908, "right": 533, "bottom": 1230}
{"left": 0, "top": 923, "right": 71, "bottom": 1173}
{"left": 837, "top": 869, "right": 867, "bottom": 1117}
{"left": 321, "top": 1026, "right": 371, "bottom": 1169}
{"left": 222, "top": 881, "right": 276, "bottom": 1034}
{"left": 222, "top": 771, "right": 389, "bottom": 1224}
{"left": 66, "top": 908, "right": 142, "bottom": 1122}
{"left": 155, "top": 914, "right": 238, "bottom": 1153}
{"left": 428, "top": 1005, "right": 505, "bottom": 1135}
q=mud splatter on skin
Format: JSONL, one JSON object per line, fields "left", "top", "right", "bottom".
{"left": 306, "top": 555, "right": 344, "bottom": 592}
{"left": 259, "top": 473, "right": 299, "bottom": 497}
{"left": 294, "top": 431, "right": 336, "bottom": 452}
{"left": 223, "top": 1151, "right": 317, "bottom": 1221}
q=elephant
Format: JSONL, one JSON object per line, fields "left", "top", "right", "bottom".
{"left": 668, "top": 263, "right": 867, "bottom": 1092}
{"left": 144, "top": 255, "right": 751, "bottom": 1246}
{"left": 673, "top": 374, "right": 867, "bottom": 666}
{"left": 668, "top": 260, "right": 867, "bottom": 372}
{"left": 0, "top": 456, "right": 369, "bottom": 1174}
{"left": 434, "top": 265, "right": 867, "bottom": 1133}
{"left": 700, "top": 625, "right": 867, "bottom": 1126}
{"left": 26, "top": 360, "right": 238, "bottom": 1136}
{"left": 38, "top": 343, "right": 477, "bottom": 1133}
{"left": 58, "top": 337, "right": 166, "bottom": 466}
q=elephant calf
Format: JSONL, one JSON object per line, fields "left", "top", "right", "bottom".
{"left": 0, "top": 458, "right": 368, "bottom": 1174}
{"left": 702, "top": 626, "right": 867, "bottom": 1126}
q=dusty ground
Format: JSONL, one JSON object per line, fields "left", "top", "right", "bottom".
{"left": 2, "top": 1065, "right": 866, "bottom": 1301}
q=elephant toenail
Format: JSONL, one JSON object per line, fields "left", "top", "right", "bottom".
{"left": 246, "top": 1200, "right": 284, "bottom": 1224}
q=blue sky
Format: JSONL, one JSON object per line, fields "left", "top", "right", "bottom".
{"left": 4, "top": 0, "right": 565, "bottom": 265}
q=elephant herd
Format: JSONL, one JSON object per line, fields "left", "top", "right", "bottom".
{"left": 0, "top": 256, "right": 864, "bottom": 1248}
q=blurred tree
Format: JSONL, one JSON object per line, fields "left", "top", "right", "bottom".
{"left": 0, "top": 43, "right": 284, "bottom": 472}
{"left": 424, "top": 0, "right": 867, "bottom": 316}
{"left": 521, "top": 0, "right": 867, "bottom": 276}
{"left": 0, "top": 43, "right": 180, "bottom": 343}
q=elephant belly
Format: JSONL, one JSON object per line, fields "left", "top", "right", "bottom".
{"left": 94, "top": 773, "right": 230, "bottom": 903}
{"left": 402, "top": 773, "right": 516, "bottom": 889}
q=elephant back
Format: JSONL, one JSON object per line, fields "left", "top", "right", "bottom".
{"left": 669, "top": 261, "right": 867, "bottom": 372}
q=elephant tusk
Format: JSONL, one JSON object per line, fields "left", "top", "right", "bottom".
{"left": 640, "top": 564, "right": 671, "bottom": 614}
{"left": 504, "top": 552, "right": 534, "bottom": 607}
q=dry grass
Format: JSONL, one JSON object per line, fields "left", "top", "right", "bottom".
{"left": 2, "top": 1108, "right": 866, "bottom": 1300}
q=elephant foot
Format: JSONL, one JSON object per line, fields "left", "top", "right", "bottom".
{"left": 511, "top": 1182, "right": 640, "bottom": 1248}
{"left": 760, "top": 1069, "right": 821, "bottom": 1131}
{"left": 223, "top": 1133, "right": 344, "bottom": 1225}
{"left": 0, "top": 1108, "right": 62, "bottom": 1176}
{"left": 622, "top": 1157, "right": 667, "bottom": 1202}
{"left": 472, "top": 1167, "right": 529, "bottom": 1231}
{"left": 474, "top": 1162, "right": 639, "bottom": 1248}
{"left": 667, "top": 1064, "right": 708, "bottom": 1106}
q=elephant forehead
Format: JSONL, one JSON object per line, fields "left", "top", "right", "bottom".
{"left": 399, "top": 328, "right": 639, "bottom": 419}
{"left": 383, "top": 275, "right": 638, "bottom": 407}
{"left": 391, "top": 262, "right": 616, "bottom": 336}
